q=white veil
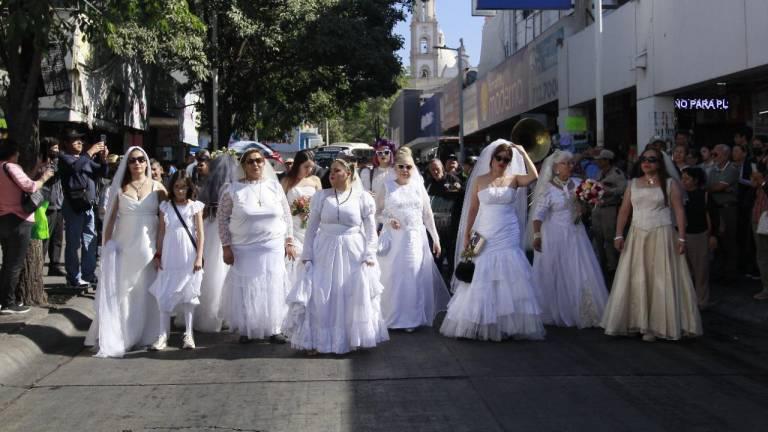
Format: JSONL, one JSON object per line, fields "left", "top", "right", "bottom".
{"left": 87, "top": 146, "right": 151, "bottom": 358}
{"left": 451, "top": 139, "right": 529, "bottom": 292}
{"left": 524, "top": 150, "right": 573, "bottom": 250}
{"left": 228, "top": 149, "right": 279, "bottom": 184}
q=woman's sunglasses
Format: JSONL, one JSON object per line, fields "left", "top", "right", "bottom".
{"left": 245, "top": 158, "right": 265, "bottom": 165}
{"left": 396, "top": 164, "right": 413, "bottom": 171}
{"left": 376, "top": 150, "right": 391, "bottom": 157}
{"left": 494, "top": 155, "right": 512, "bottom": 164}
{"left": 128, "top": 156, "right": 147, "bottom": 164}
{"left": 639, "top": 156, "right": 659, "bottom": 163}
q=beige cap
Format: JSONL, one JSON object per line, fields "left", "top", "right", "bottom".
{"left": 595, "top": 149, "right": 615, "bottom": 160}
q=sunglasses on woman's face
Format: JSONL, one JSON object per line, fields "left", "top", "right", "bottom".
{"left": 246, "top": 157, "right": 265, "bottom": 165}
{"left": 376, "top": 150, "right": 391, "bottom": 157}
{"left": 128, "top": 156, "right": 147, "bottom": 164}
{"left": 494, "top": 155, "right": 512, "bottom": 164}
{"left": 639, "top": 156, "right": 659, "bottom": 163}
{"left": 396, "top": 164, "right": 413, "bottom": 171}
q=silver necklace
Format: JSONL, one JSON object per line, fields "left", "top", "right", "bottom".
{"left": 334, "top": 187, "right": 352, "bottom": 222}
{"left": 129, "top": 177, "right": 149, "bottom": 200}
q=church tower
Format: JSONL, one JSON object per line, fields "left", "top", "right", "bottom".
{"left": 410, "top": 0, "right": 440, "bottom": 80}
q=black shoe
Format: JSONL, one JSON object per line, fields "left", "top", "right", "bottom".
{"left": 269, "top": 334, "right": 288, "bottom": 344}
{"left": 1, "top": 304, "right": 31, "bottom": 315}
{"left": 238, "top": 336, "right": 252, "bottom": 344}
{"left": 47, "top": 267, "right": 65, "bottom": 277}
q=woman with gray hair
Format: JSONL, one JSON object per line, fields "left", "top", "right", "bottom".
{"left": 530, "top": 151, "right": 608, "bottom": 328}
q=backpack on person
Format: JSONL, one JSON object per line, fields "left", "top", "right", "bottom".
{"left": 65, "top": 169, "right": 93, "bottom": 212}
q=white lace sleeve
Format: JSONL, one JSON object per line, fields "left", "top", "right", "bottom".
{"left": 533, "top": 186, "right": 552, "bottom": 223}
{"left": 218, "top": 186, "right": 234, "bottom": 247}
{"left": 421, "top": 185, "right": 440, "bottom": 245}
{"left": 361, "top": 192, "right": 378, "bottom": 262}
{"left": 300, "top": 190, "right": 325, "bottom": 262}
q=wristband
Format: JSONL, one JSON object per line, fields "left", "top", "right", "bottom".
{"left": 533, "top": 232, "right": 542, "bottom": 240}
{"left": 678, "top": 238, "right": 686, "bottom": 242}
{"left": 613, "top": 236, "right": 624, "bottom": 241}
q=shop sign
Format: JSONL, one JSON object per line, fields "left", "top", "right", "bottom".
{"left": 674, "top": 97, "right": 729, "bottom": 110}
{"left": 564, "top": 116, "right": 586, "bottom": 132}
{"left": 475, "top": 0, "right": 572, "bottom": 9}
{"left": 440, "top": 76, "right": 461, "bottom": 130}
{"left": 529, "top": 27, "right": 563, "bottom": 109}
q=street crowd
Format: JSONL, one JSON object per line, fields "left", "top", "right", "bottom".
{"left": 1, "top": 127, "right": 767, "bottom": 357}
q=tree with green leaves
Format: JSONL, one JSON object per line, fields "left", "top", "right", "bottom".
{"left": 193, "top": 0, "right": 409, "bottom": 146}
{"left": 0, "top": 0, "right": 208, "bottom": 168}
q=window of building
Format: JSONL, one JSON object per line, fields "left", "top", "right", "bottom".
{"left": 420, "top": 37, "right": 429, "bottom": 54}
{"left": 420, "top": 66, "right": 431, "bottom": 78}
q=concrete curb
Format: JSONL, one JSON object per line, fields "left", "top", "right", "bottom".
{"left": 0, "top": 296, "right": 94, "bottom": 386}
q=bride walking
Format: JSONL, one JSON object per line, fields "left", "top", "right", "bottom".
{"left": 85, "top": 147, "right": 167, "bottom": 357}
{"left": 281, "top": 150, "right": 322, "bottom": 282}
{"left": 530, "top": 151, "right": 608, "bottom": 328}
{"left": 377, "top": 147, "right": 450, "bottom": 331}
{"left": 440, "top": 140, "right": 545, "bottom": 341}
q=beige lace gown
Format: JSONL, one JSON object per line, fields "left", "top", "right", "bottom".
{"left": 601, "top": 179, "right": 703, "bottom": 340}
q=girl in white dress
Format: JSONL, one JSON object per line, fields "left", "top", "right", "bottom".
{"left": 530, "top": 151, "right": 608, "bottom": 328}
{"left": 85, "top": 147, "right": 167, "bottom": 357}
{"left": 281, "top": 150, "right": 322, "bottom": 283}
{"left": 440, "top": 140, "right": 545, "bottom": 341}
{"left": 283, "top": 158, "right": 389, "bottom": 354}
{"left": 149, "top": 170, "right": 205, "bottom": 350}
{"left": 377, "top": 148, "right": 450, "bottom": 331}
{"left": 218, "top": 149, "right": 296, "bottom": 344}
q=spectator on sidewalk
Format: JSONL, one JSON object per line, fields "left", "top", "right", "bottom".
{"left": 681, "top": 167, "right": 718, "bottom": 309}
{"left": 708, "top": 144, "right": 740, "bottom": 282}
{"left": 591, "top": 149, "right": 627, "bottom": 281}
{"left": 150, "top": 159, "right": 164, "bottom": 184}
{"left": 59, "top": 129, "right": 109, "bottom": 289}
{"left": 40, "top": 137, "right": 64, "bottom": 276}
{"left": 733, "top": 143, "right": 758, "bottom": 279}
{"left": 425, "top": 158, "right": 462, "bottom": 272}
{"left": 698, "top": 145, "right": 715, "bottom": 176}
{"left": 0, "top": 138, "right": 54, "bottom": 314}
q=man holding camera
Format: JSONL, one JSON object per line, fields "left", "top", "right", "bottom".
{"left": 59, "top": 129, "right": 109, "bottom": 289}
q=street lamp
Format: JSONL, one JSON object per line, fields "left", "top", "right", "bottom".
{"left": 434, "top": 38, "right": 465, "bottom": 163}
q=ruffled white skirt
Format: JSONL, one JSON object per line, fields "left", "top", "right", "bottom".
{"left": 441, "top": 237, "right": 545, "bottom": 341}
{"left": 150, "top": 226, "right": 202, "bottom": 313}
{"left": 194, "top": 219, "right": 228, "bottom": 332}
{"left": 219, "top": 237, "right": 289, "bottom": 339}
{"left": 379, "top": 226, "right": 450, "bottom": 329}
{"left": 283, "top": 225, "right": 389, "bottom": 354}
{"left": 532, "top": 222, "right": 608, "bottom": 328}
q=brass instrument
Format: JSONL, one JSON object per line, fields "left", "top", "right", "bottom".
{"left": 510, "top": 118, "right": 552, "bottom": 162}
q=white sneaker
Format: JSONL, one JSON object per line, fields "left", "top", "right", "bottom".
{"left": 182, "top": 334, "right": 195, "bottom": 350}
{"left": 149, "top": 334, "right": 168, "bottom": 351}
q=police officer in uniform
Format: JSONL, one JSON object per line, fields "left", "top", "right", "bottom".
{"left": 590, "top": 149, "right": 627, "bottom": 282}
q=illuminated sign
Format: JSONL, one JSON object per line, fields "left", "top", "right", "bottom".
{"left": 674, "top": 98, "right": 729, "bottom": 110}
{"left": 475, "top": 0, "right": 573, "bottom": 9}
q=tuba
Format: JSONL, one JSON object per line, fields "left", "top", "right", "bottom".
{"left": 510, "top": 118, "right": 551, "bottom": 162}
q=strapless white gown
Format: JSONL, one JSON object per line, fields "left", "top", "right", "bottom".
{"left": 440, "top": 186, "right": 545, "bottom": 341}
{"left": 286, "top": 185, "right": 318, "bottom": 284}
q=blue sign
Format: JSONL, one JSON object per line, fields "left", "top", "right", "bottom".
{"left": 475, "top": 0, "right": 572, "bottom": 9}
{"left": 420, "top": 94, "right": 441, "bottom": 138}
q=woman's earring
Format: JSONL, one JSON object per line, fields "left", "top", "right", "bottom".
{"left": 554, "top": 171, "right": 560, "bottom": 176}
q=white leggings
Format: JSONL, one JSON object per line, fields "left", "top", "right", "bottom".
{"left": 160, "top": 304, "right": 195, "bottom": 337}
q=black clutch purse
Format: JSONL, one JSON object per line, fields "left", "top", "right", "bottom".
{"left": 454, "top": 232, "right": 484, "bottom": 283}
{"left": 454, "top": 259, "right": 475, "bottom": 283}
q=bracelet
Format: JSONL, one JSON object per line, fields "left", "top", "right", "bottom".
{"left": 613, "top": 236, "right": 624, "bottom": 241}
{"left": 533, "top": 232, "right": 542, "bottom": 240}
{"left": 678, "top": 238, "right": 686, "bottom": 242}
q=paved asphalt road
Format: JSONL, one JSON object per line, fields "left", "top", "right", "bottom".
{"left": 1, "top": 312, "right": 767, "bottom": 432}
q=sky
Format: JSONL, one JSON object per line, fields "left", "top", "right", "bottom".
{"left": 394, "top": 1, "right": 486, "bottom": 69}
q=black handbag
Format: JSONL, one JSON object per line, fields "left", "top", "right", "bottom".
{"left": 3, "top": 163, "right": 44, "bottom": 213}
{"left": 454, "top": 232, "right": 485, "bottom": 283}
{"left": 454, "top": 259, "right": 475, "bottom": 283}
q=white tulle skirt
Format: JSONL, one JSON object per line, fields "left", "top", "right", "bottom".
{"left": 219, "top": 237, "right": 288, "bottom": 339}
{"left": 379, "top": 227, "right": 450, "bottom": 329}
{"left": 283, "top": 225, "right": 389, "bottom": 354}
{"left": 149, "top": 225, "right": 202, "bottom": 313}
{"left": 441, "top": 238, "right": 545, "bottom": 341}
{"left": 194, "top": 219, "right": 228, "bottom": 332}
{"left": 532, "top": 222, "right": 608, "bottom": 328}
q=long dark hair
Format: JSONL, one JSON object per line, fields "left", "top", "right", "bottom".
{"left": 633, "top": 148, "right": 670, "bottom": 206}
{"left": 284, "top": 149, "right": 315, "bottom": 189}
{"left": 121, "top": 148, "right": 149, "bottom": 188}
{"left": 166, "top": 169, "right": 197, "bottom": 202}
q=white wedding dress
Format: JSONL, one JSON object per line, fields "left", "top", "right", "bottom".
{"left": 440, "top": 185, "right": 545, "bottom": 341}
{"left": 283, "top": 189, "right": 389, "bottom": 354}
{"left": 378, "top": 178, "right": 450, "bottom": 329}
{"left": 85, "top": 184, "right": 162, "bottom": 355}
{"left": 532, "top": 181, "right": 608, "bottom": 328}
{"left": 285, "top": 185, "right": 318, "bottom": 285}
{"left": 193, "top": 216, "right": 227, "bottom": 332}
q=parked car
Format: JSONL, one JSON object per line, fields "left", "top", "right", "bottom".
{"left": 313, "top": 143, "right": 374, "bottom": 168}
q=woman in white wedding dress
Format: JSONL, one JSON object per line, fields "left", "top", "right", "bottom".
{"left": 281, "top": 150, "right": 322, "bottom": 283}
{"left": 218, "top": 148, "right": 296, "bottom": 344}
{"left": 283, "top": 158, "right": 389, "bottom": 354}
{"left": 440, "top": 140, "right": 545, "bottom": 341}
{"left": 377, "top": 148, "right": 450, "bottom": 331}
{"left": 530, "top": 151, "right": 608, "bottom": 328}
{"left": 85, "top": 147, "right": 167, "bottom": 357}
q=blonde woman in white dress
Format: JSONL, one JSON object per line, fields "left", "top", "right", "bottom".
{"left": 218, "top": 148, "right": 296, "bottom": 344}
{"left": 359, "top": 139, "right": 396, "bottom": 226}
{"left": 377, "top": 148, "right": 450, "bottom": 332}
{"left": 440, "top": 140, "right": 545, "bottom": 341}
{"left": 85, "top": 147, "right": 166, "bottom": 358}
{"left": 530, "top": 151, "right": 608, "bottom": 328}
{"left": 283, "top": 159, "right": 388, "bottom": 354}
{"left": 601, "top": 147, "right": 702, "bottom": 342}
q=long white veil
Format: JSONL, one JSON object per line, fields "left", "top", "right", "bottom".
{"left": 86, "top": 146, "right": 151, "bottom": 358}
{"left": 451, "top": 139, "right": 528, "bottom": 292}
{"left": 524, "top": 150, "right": 573, "bottom": 250}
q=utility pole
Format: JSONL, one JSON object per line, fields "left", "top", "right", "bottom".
{"left": 211, "top": 3, "right": 220, "bottom": 150}
{"left": 458, "top": 38, "right": 465, "bottom": 163}
{"left": 595, "top": 0, "right": 604, "bottom": 147}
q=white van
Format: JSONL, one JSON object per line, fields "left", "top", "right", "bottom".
{"left": 314, "top": 142, "right": 374, "bottom": 168}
